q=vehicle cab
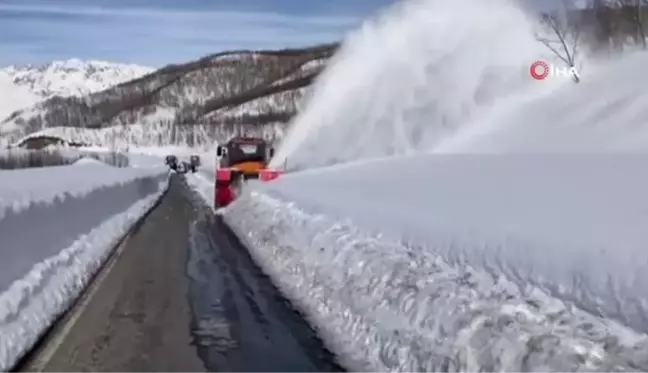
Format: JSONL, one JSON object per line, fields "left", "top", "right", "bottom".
{"left": 216, "top": 137, "right": 275, "bottom": 179}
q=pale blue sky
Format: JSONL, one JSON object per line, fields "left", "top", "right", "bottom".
{"left": 0, "top": 0, "right": 555, "bottom": 67}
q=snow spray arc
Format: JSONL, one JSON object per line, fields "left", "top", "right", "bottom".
{"left": 529, "top": 60, "right": 579, "bottom": 81}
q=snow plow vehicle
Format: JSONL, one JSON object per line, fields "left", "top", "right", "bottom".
{"left": 214, "top": 136, "right": 282, "bottom": 207}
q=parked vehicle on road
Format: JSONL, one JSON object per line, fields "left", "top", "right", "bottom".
{"left": 165, "top": 154, "right": 178, "bottom": 171}
{"left": 189, "top": 155, "right": 201, "bottom": 173}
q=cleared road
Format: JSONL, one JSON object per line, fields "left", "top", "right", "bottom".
{"left": 17, "top": 175, "right": 342, "bottom": 372}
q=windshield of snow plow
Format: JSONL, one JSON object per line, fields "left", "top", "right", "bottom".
{"left": 226, "top": 140, "right": 267, "bottom": 164}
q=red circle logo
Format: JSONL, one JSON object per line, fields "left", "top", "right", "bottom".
{"left": 530, "top": 60, "right": 549, "bottom": 80}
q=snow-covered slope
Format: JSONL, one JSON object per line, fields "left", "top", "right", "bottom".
{"left": 0, "top": 59, "right": 152, "bottom": 124}
{"left": 3, "top": 59, "right": 152, "bottom": 100}
{"left": 0, "top": 73, "right": 38, "bottom": 131}
{"left": 0, "top": 46, "right": 335, "bottom": 148}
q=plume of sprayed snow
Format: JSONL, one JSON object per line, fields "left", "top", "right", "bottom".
{"left": 270, "top": 0, "right": 560, "bottom": 170}
{"left": 432, "top": 49, "right": 648, "bottom": 153}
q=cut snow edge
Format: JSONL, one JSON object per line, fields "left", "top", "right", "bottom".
{"left": 0, "top": 176, "right": 169, "bottom": 372}
{"left": 222, "top": 189, "right": 648, "bottom": 372}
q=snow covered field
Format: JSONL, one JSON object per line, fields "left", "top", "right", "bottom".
{"left": 0, "top": 160, "right": 169, "bottom": 371}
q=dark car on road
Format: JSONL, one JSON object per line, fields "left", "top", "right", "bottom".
{"left": 165, "top": 155, "right": 178, "bottom": 171}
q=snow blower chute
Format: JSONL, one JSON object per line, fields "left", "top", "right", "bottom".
{"left": 213, "top": 136, "right": 283, "bottom": 208}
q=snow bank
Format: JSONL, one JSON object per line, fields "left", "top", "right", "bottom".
{"left": 72, "top": 157, "right": 105, "bottom": 166}
{"left": 0, "top": 148, "right": 130, "bottom": 170}
{"left": 0, "top": 163, "right": 165, "bottom": 218}
{"left": 222, "top": 154, "right": 648, "bottom": 371}
{"left": 0, "top": 165, "right": 169, "bottom": 371}
{"left": 186, "top": 171, "right": 215, "bottom": 210}
{"left": 69, "top": 145, "right": 205, "bottom": 169}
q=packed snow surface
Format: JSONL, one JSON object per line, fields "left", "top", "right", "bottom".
{"left": 225, "top": 176, "right": 648, "bottom": 371}
{"left": 0, "top": 163, "right": 168, "bottom": 371}
{"left": 0, "top": 163, "right": 167, "bottom": 218}
{"left": 251, "top": 155, "right": 648, "bottom": 332}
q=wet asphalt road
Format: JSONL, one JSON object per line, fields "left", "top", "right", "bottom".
{"left": 18, "top": 175, "right": 343, "bottom": 372}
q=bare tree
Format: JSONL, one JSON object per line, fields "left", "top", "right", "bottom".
{"left": 590, "top": 0, "right": 647, "bottom": 50}
{"left": 186, "top": 123, "right": 196, "bottom": 147}
{"left": 121, "top": 123, "right": 130, "bottom": 152}
{"left": 109, "top": 127, "right": 117, "bottom": 151}
{"left": 638, "top": 0, "right": 646, "bottom": 47}
{"left": 589, "top": 0, "right": 619, "bottom": 52}
{"left": 536, "top": 0, "right": 583, "bottom": 82}
{"left": 615, "top": 0, "right": 647, "bottom": 48}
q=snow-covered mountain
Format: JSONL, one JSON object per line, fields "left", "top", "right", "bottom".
{"left": 4, "top": 59, "right": 153, "bottom": 99}
{"left": 1, "top": 44, "right": 337, "bottom": 149}
{"left": 0, "top": 73, "right": 37, "bottom": 127}
{"left": 0, "top": 59, "right": 153, "bottom": 122}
